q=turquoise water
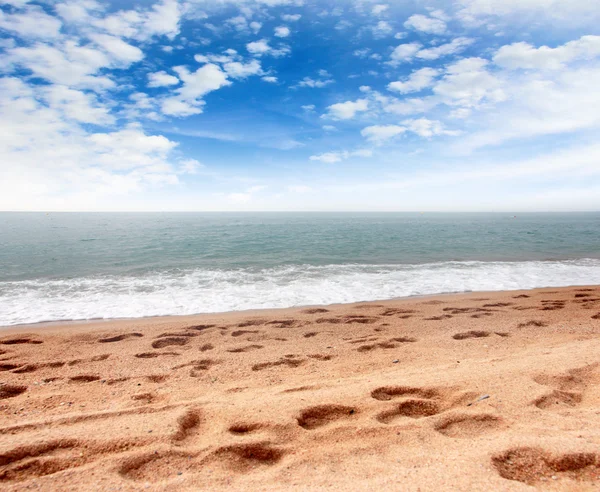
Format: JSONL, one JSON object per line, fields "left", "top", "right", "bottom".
{"left": 1, "top": 212, "right": 599, "bottom": 326}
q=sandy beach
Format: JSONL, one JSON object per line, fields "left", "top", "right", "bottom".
{"left": 0, "top": 286, "right": 599, "bottom": 490}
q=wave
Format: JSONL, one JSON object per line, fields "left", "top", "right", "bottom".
{"left": 1, "top": 259, "right": 599, "bottom": 326}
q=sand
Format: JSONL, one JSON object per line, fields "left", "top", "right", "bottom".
{"left": 0, "top": 286, "right": 600, "bottom": 491}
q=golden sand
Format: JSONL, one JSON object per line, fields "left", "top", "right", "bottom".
{"left": 1, "top": 286, "right": 600, "bottom": 490}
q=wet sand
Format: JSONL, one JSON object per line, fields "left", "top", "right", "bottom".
{"left": 1, "top": 286, "right": 600, "bottom": 490}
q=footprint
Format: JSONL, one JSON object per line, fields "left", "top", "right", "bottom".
{"left": 434, "top": 413, "right": 504, "bottom": 438}
{"left": 304, "top": 332, "right": 318, "bottom": 338}
{"left": 146, "top": 374, "right": 168, "bottom": 383}
{"left": 356, "top": 341, "right": 397, "bottom": 352}
{"left": 199, "top": 344, "right": 214, "bottom": 352}
{"left": 135, "top": 351, "right": 180, "bottom": 358}
{"left": 0, "top": 363, "right": 21, "bottom": 371}
{"left": 533, "top": 390, "right": 582, "bottom": 409}
{"left": 302, "top": 308, "right": 329, "bottom": 314}
{"left": 371, "top": 386, "right": 442, "bottom": 401}
{"left": 227, "top": 345, "right": 264, "bottom": 353}
{"left": 187, "top": 324, "right": 216, "bottom": 331}
{"left": 237, "top": 319, "right": 267, "bottom": 328}
{"left": 376, "top": 399, "right": 441, "bottom": 423}
{"left": 152, "top": 337, "right": 190, "bottom": 349}
{"left": 172, "top": 408, "right": 202, "bottom": 442}
{"left": 228, "top": 423, "right": 264, "bottom": 435}
{"left": 425, "top": 315, "right": 453, "bottom": 321}
{"left": 0, "top": 384, "right": 27, "bottom": 399}
{"left": 119, "top": 450, "right": 198, "bottom": 481}
{"left": 342, "top": 315, "right": 379, "bottom": 324}
{"left": 231, "top": 330, "right": 260, "bottom": 337}
{"left": 492, "top": 447, "right": 600, "bottom": 485}
{"left": 252, "top": 357, "right": 305, "bottom": 371}
{"left": 282, "top": 385, "right": 320, "bottom": 393}
{"left": 482, "top": 302, "right": 512, "bottom": 308}
{"left": 308, "top": 354, "right": 333, "bottom": 361}
{"left": 208, "top": 443, "right": 286, "bottom": 472}
{"left": 513, "top": 294, "right": 530, "bottom": 298}
{"left": 98, "top": 333, "right": 143, "bottom": 343}
{"left": 296, "top": 404, "right": 358, "bottom": 430}
{"left": 517, "top": 320, "right": 547, "bottom": 328}
{"left": 532, "top": 364, "right": 598, "bottom": 410}
{"left": 452, "top": 331, "right": 490, "bottom": 340}
{"left": 380, "top": 308, "right": 416, "bottom": 317}
{"left": 12, "top": 361, "right": 66, "bottom": 373}
{"left": 266, "top": 319, "right": 298, "bottom": 328}
{"left": 69, "top": 375, "right": 100, "bottom": 383}
{"left": 0, "top": 337, "right": 43, "bottom": 345}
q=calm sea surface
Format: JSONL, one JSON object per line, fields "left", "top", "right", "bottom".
{"left": 1, "top": 212, "right": 599, "bottom": 326}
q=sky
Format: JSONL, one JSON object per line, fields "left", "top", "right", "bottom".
{"left": 1, "top": 0, "right": 600, "bottom": 212}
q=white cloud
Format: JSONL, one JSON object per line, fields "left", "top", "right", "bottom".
{"left": 433, "top": 57, "right": 506, "bottom": 109}
{"left": 372, "top": 5, "right": 389, "bottom": 16}
{"left": 274, "top": 26, "right": 290, "bottom": 37}
{"left": 246, "top": 39, "right": 290, "bottom": 57}
{"left": 295, "top": 70, "right": 334, "bottom": 88}
{"left": 361, "top": 125, "right": 406, "bottom": 144}
{"left": 223, "top": 59, "right": 263, "bottom": 79}
{"left": 416, "top": 37, "right": 474, "bottom": 60}
{"left": 4, "top": 41, "right": 116, "bottom": 89}
{"left": 178, "top": 159, "right": 204, "bottom": 174}
{"left": 250, "top": 21, "right": 262, "bottom": 34}
{"left": 323, "top": 99, "right": 369, "bottom": 120}
{"left": 404, "top": 13, "right": 446, "bottom": 34}
{"left": 262, "top": 75, "right": 278, "bottom": 83}
{"left": 309, "top": 148, "right": 373, "bottom": 163}
{"left": 455, "top": 0, "right": 600, "bottom": 27}
{"left": 0, "top": 79, "right": 184, "bottom": 210}
{"left": 301, "top": 104, "right": 316, "bottom": 111}
{"left": 148, "top": 70, "right": 180, "bottom": 87}
{"left": 161, "top": 63, "right": 231, "bottom": 116}
{"left": 388, "top": 67, "right": 440, "bottom": 94}
{"left": 493, "top": 35, "right": 600, "bottom": 70}
{"left": 389, "top": 42, "right": 422, "bottom": 65}
{"left": 42, "top": 84, "right": 114, "bottom": 125}
{"left": 372, "top": 20, "right": 393, "bottom": 38}
{"left": 401, "top": 118, "right": 460, "bottom": 137}
{"left": 0, "top": 5, "right": 62, "bottom": 39}
{"left": 89, "top": 34, "right": 144, "bottom": 64}
{"left": 281, "top": 14, "right": 301, "bottom": 22}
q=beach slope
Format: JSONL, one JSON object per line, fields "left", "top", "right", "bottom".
{"left": 1, "top": 286, "right": 600, "bottom": 490}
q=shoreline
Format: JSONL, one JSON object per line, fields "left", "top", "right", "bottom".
{"left": 3, "top": 283, "right": 599, "bottom": 334}
{"left": 1, "top": 284, "right": 599, "bottom": 490}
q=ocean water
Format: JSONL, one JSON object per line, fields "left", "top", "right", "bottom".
{"left": 1, "top": 212, "right": 599, "bottom": 326}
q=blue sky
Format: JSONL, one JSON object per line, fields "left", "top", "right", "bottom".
{"left": 1, "top": 0, "right": 600, "bottom": 211}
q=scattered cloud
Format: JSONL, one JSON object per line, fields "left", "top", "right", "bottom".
{"left": 404, "top": 13, "right": 446, "bottom": 35}
{"left": 322, "top": 98, "right": 369, "bottom": 120}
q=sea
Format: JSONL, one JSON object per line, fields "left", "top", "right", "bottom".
{"left": 1, "top": 212, "right": 599, "bottom": 327}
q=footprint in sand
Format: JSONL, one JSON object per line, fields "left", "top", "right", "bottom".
{"left": 227, "top": 345, "right": 264, "bottom": 353}
{"left": 532, "top": 364, "right": 598, "bottom": 410}
{"left": 434, "top": 413, "right": 504, "bottom": 438}
{"left": 452, "top": 330, "right": 490, "bottom": 340}
{"left": 371, "top": 385, "right": 476, "bottom": 424}
{"left": 152, "top": 337, "right": 190, "bottom": 349}
{"left": 252, "top": 356, "right": 305, "bottom": 371}
{"left": 0, "top": 337, "right": 43, "bottom": 345}
{"left": 296, "top": 404, "right": 358, "bottom": 430}
{"left": 301, "top": 308, "right": 330, "bottom": 314}
{"left": 0, "top": 384, "right": 27, "bottom": 399}
{"left": 98, "top": 333, "right": 143, "bottom": 343}
{"left": 172, "top": 408, "right": 203, "bottom": 443}
{"left": 492, "top": 447, "right": 600, "bottom": 485}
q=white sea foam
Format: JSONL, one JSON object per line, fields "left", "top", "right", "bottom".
{"left": 1, "top": 259, "right": 599, "bottom": 326}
